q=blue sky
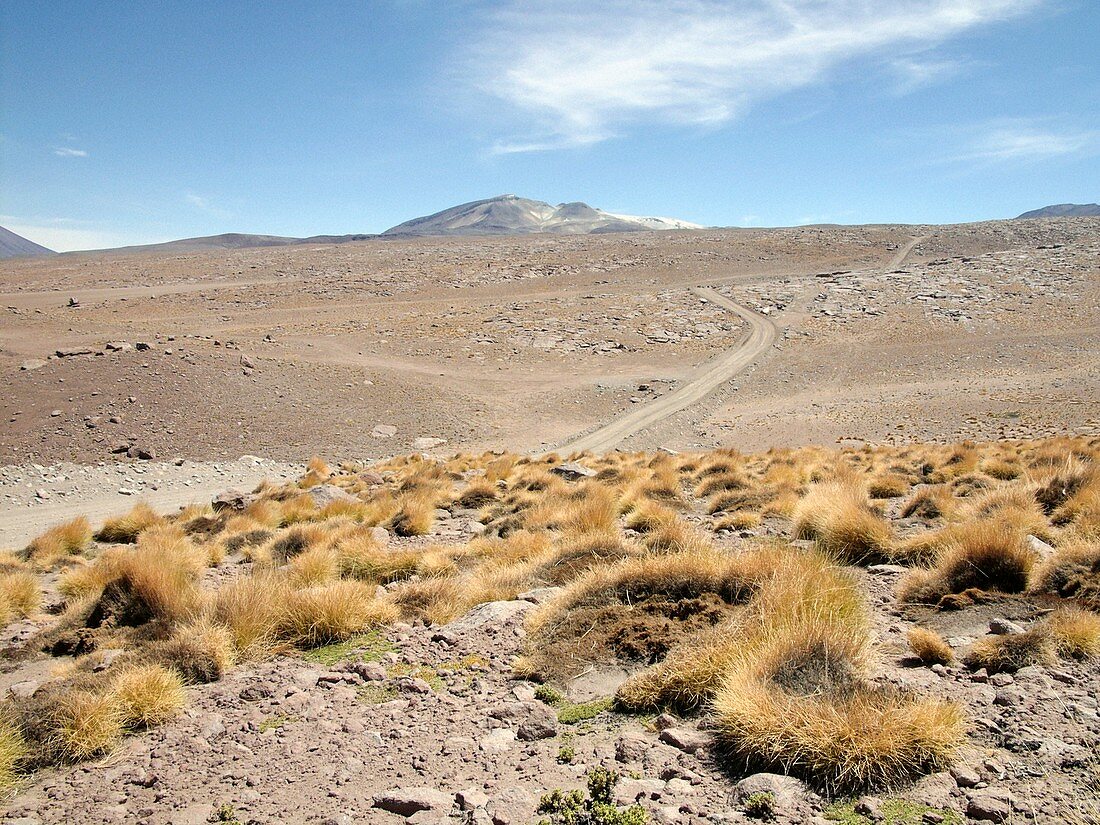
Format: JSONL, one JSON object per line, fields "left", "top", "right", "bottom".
{"left": 1, "top": 0, "right": 1097, "bottom": 251}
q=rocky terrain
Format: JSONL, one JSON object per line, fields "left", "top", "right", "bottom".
{"left": 0, "top": 439, "right": 1098, "bottom": 825}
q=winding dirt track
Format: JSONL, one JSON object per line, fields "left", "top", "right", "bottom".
{"left": 554, "top": 287, "right": 778, "bottom": 454}
{"left": 552, "top": 235, "right": 927, "bottom": 455}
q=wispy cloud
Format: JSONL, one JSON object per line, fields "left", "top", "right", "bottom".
{"left": 468, "top": 0, "right": 1043, "bottom": 152}
{"left": 957, "top": 122, "right": 1095, "bottom": 162}
{"left": 184, "top": 192, "right": 233, "bottom": 219}
{"left": 53, "top": 147, "right": 88, "bottom": 157}
{"left": 888, "top": 56, "right": 968, "bottom": 93}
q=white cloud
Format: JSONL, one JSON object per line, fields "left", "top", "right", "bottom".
{"left": 53, "top": 147, "right": 88, "bottom": 157}
{"left": 959, "top": 124, "right": 1095, "bottom": 162}
{"left": 468, "top": 0, "right": 1042, "bottom": 152}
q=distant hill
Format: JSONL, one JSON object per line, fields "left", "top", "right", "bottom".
{"left": 83, "top": 233, "right": 376, "bottom": 255}
{"left": 0, "top": 226, "right": 56, "bottom": 259}
{"left": 98, "top": 232, "right": 376, "bottom": 255}
{"left": 383, "top": 195, "right": 702, "bottom": 237}
{"left": 1016, "top": 203, "right": 1100, "bottom": 219}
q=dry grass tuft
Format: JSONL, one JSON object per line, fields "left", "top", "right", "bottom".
{"left": 0, "top": 720, "right": 25, "bottom": 798}
{"left": 900, "top": 486, "right": 953, "bottom": 520}
{"left": 1047, "top": 606, "right": 1100, "bottom": 659}
{"left": 386, "top": 494, "right": 436, "bottom": 537}
{"left": 867, "top": 474, "right": 910, "bottom": 499}
{"left": 714, "top": 511, "right": 762, "bottom": 532}
{"left": 713, "top": 673, "right": 963, "bottom": 793}
{"left": 455, "top": 480, "right": 499, "bottom": 509}
{"left": 898, "top": 521, "right": 1036, "bottom": 603}
{"left": 907, "top": 627, "right": 953, "bottom": 665}
{"left": 213, "top": 575, "right": 290, "bottom": 659}
{"left": 283, "top": 580, "right": 397, "bottom": 647}
{"left": 26, "top": 517, "right": 92, "bottom": 567}
{"left": 964, "top": 628, "right": 1053, "bottom": 673}
{"left": 623, "top": 501, "right": 678, "bottom": 534}
{"left": 0, "top": 571, "right": 40, "bottom": 622}
{"left": 792, "top": 482, "right": 893, "bottom": 564}
{"left": 95, "top": 503, "right": 163, "bottom": 543}
{"left": 1029, "top": 537, "right": 1100, "bottom": 608}
{"left": 150, "top": 618, "right": 238, "bottom": 683}
{"left": 53, "top": 690, "right": 123, "bottom": 762}
{"left": 111, "top": 665, "right": 187, "bottom": 728}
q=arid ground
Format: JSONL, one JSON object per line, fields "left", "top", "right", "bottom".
{"left": 3, "top": 218, "right": 1096, "bottom": 469}
{"left": 1, "top": 219, "right": 1098, "bottom": 825}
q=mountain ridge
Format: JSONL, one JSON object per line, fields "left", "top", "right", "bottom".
{"left": 382, "top": 194, "right": 702, "bottom": 237}
{"left": 1016, "top": 203, "right": 1100, "bottom": 219}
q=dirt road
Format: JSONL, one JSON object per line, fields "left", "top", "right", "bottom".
{"left": 554, "top": 287, "right": 778, "bottom": 453}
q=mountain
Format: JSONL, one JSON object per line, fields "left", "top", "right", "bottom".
{"left": 1016, "top": 203, "right": 1100, "bottom": 219}
{"left": 88, "top": 232, "right": 376, "bottom": 255}
{"left": 0, "top": 226, "right": 56, "bottom": 259}
{"left": 382, "top": 195, "right": 702, "bottom": 237}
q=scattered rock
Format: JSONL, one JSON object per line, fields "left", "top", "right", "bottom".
{"left": 306, "top": 484, "right": 359, "bottom": 507}
{"left": 373, "top": 788, "right": 454, "bottom": 816}
{"left": 55, "top": 346, "right": 94, "bottom": 357}
{"left": 615, "top": 732, "right": 652, "bottom": 763}
{"left": 212, "top": 489, "right": 253, "bottom": 512}
{"left": 967, "top": 789, "right": 1014, "bottom": 822}
{"left": 489, "top": 701, "right": 558, "bottom": 740}
{"left": 989, "top": 619, "right": 1026, "bottom": 635}
{"left": 658, "top": 727, "right": 710, "bottom": 754}
{"left": 550, "top": 462, "right": 597, "bottom": 480}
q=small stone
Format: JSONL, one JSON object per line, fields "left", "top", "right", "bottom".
{"left": 479, "top": 729, "right": 516, "bottom": 754}
{"left": 652, "top": 713, "right": 678, "bottom": 731}
{"left": 489, "top": 701, "right": 558, "bottom": 740}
